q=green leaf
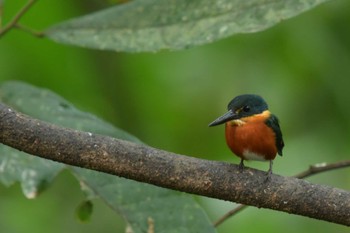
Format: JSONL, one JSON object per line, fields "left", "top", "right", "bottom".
{"left": 0, "top": 81, "right": 141, "bottom": 142}
{"left": 46, "top": 0, "right": 330, "bottom": 52}
{"left": 72, "top": 168, "right": 216, "bottom": 233}
{"left": 0, "top": 81, "right": 216, "bottom": 233}
{"left": 0, "top": 147, "right": 63, "bottom": 199}
{"left": 76, "top": 200, "right": 94, "bottom": 222}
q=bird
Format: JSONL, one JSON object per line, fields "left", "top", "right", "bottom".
{"left": 209, "top": 94, "right": 284, "bottom": 179}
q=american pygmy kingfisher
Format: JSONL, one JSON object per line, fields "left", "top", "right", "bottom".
{"left": 209, "top": 94, "right": 284, "bottom": 177}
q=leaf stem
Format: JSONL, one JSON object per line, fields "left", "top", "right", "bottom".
{"left": 14, "top": 23, "right": 44, "bottom": 37}
{"left": 0, "top": 0, "right": 38, "bottom": 37}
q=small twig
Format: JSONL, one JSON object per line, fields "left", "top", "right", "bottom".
{"left": 294, "top": 160, "right": 350, "bottom": 179}
{"left": 0, "top": 0, "right": 38, "bottom": 37}
{"left": 213, "top": 204, "right": 247, "bottom": 227}
{"left": 0, "top": 0, "right": 4, "bottom": 28}
{"left": 214, "top": 160, "right": 350, "bottom": 227}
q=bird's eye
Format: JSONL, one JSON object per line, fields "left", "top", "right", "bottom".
{"left": 242, "top": 106, "right": 250, "bottom": 112}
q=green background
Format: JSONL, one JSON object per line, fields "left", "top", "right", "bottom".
{"left": 1, "top": 0, "right": 350, "bottom": 232}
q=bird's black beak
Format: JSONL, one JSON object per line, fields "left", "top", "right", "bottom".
{"left": 208, "top": 110, "right": 236, "bottom": 127}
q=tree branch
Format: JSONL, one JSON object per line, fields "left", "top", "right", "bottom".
{"left": 214, "top": 160, "right": 350, "bottom": 227}
{"left": 0, "top": 102, "right": 349, "bottom": 226}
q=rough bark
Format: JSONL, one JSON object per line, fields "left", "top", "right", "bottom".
{"left": 0, "top": 103, "right": 349, "bottom": 226}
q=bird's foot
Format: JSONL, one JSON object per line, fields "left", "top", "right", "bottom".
{"left": 238, "top": 159, "right": 245, "bottom": 172}
{"left": 265, "top": 169, "right": 272, "bottom": 182}
{"left": 265, "top": 160, "right": 273, "bottom": 182}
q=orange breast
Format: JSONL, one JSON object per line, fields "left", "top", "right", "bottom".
{"left": 225, "top": 118, "right": 278, "bottom": 161}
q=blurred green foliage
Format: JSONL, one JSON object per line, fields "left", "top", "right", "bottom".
{"left": 1, "top": 0, "right": 350, "bottom": 232}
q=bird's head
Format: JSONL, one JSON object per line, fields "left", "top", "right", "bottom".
{"left": 209, "top": 94, "right": 269, "bottom": 126}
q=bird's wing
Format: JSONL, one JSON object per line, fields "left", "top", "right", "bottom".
{"left": 265, "top": 114, "right": 284, "bottom": 156}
